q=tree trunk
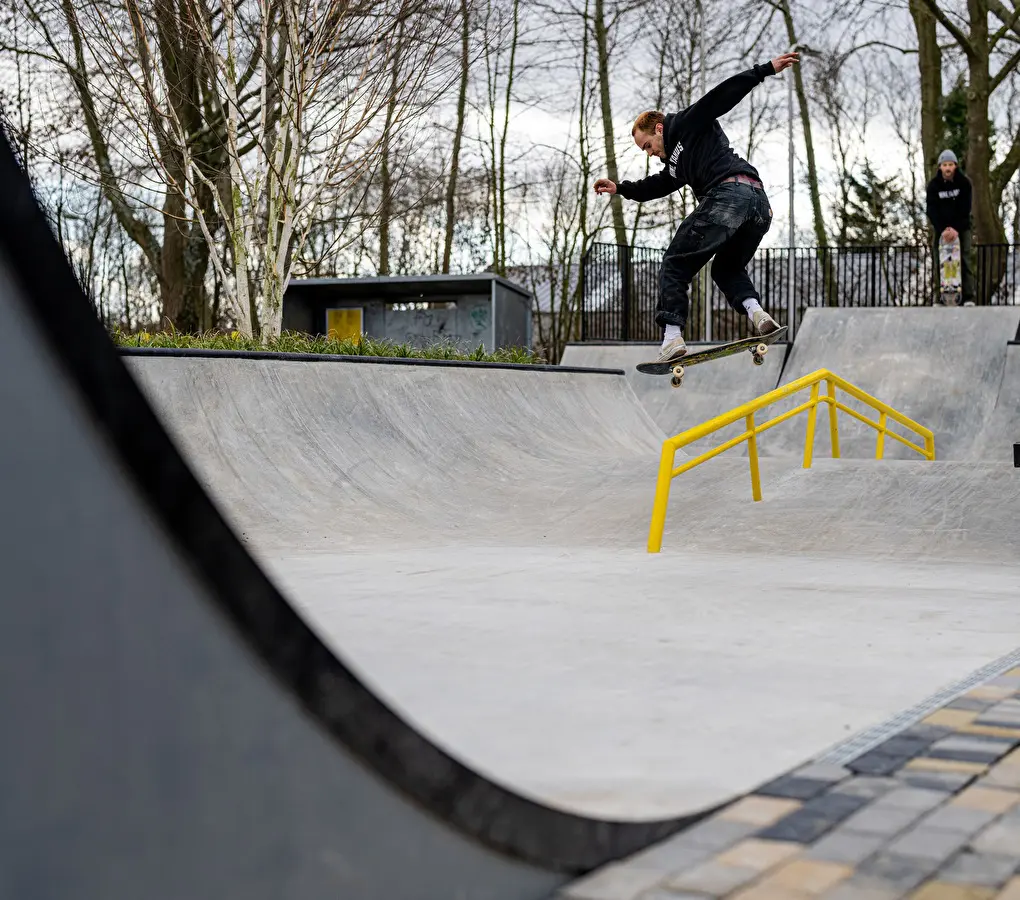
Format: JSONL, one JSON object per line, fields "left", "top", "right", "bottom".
{"left": 779, "top": 0, "right": 826, "bottom": 250}
{"left": 378, "top": 20, "right": 406, "bottom": 276}
{"left": 442, "top": 0, "right": 470, "bottom": 274}
{"left": 593, "top": 0, "right": 628, "bottom": 248}
{"left": 965, "top": 0, "right": 1004, "bottom": 245}
{"left": 909, "top": 0, "right": 943, "bottom": 175}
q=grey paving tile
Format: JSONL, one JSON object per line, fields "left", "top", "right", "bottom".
{"left": 868, "top": 735, "right": 939, "bottom": 758}
{"left": 872, "top": 786, "right": 949, "bottom": 812}
{"left": 831, "top": 777, "right": 901, "bottom": 800}
{"left": 757, "top": 792, "right": 869, "bottom": 843}
{"left": 855, "top": 851, "right": 943, "bottom": 891}
{"left": 937, "top": 849, "right": 1019, "bottom": 887}
{"left": 895, "top": 769, "right": 977, "bottom": 794}
{"left": 557, "top": 863, "right": 666, "bottom": 900}
{"left": 621, "top": 835, "right": 715, "bottom": 876}
{"left": 820, "top": 880, "right": 904, "bottom": 900}
{"left": 638, "top": 891, "right": 712, "bottom": 900}
{"left": 928, "top": 735, "right": 1017, "bottom": 763}
{"left": 898, "top": 724, "right": 955, "bottom": 742}
{"left": 885, "top": 825, "right": 971, "bottom": 861}
{"left": 804, "top": 829, "right": 890, "bottom": 866}
{"left": 919, "top": 803, "right": 998, "bottom": 835}
{"left": 755, "top": 773, "right": 834, "bottom": 800}
{"left": 970, "top": 813, "right": 1020, "bottom": 856}
{"left": 668, "top": 818, "right": 759, "bottom": 853}
{"left": 840, "top": 802, "right": 928, "bottom": 837}
{"left": 947, "top": 696, "right": 996, "bottom": 711}
{"left": 986, "top": 675, "right": 1020, "bottom": 690}
{"left": 846, "top": 752, "right": 910, "bottom": 777}
{"left": 666, "top": 859, "right": 759, "bottom": 895}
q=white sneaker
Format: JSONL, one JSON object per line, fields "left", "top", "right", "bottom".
{"left": 657, "top": 333, "right": 687, "bottom": 362}
{"left": 751, "top": 309, "right": 780, "bottom": 336}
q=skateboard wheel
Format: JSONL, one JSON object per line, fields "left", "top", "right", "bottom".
{"left": 755, "top": 343, "right": 767, "bottom": 355}
{"left": 752, "top": 353, "right": 764, "bottom": 366}
{"left": 670, "top": 375, "right": 683, "bottom": 388}
{"left": 671, "top": 365, "right": 684, "bottom": 377}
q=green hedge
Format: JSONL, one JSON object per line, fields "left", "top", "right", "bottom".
{"left": 110, "top": 328, "right": 543, "bottom": 365}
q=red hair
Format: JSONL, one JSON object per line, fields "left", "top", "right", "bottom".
{"left": 632, "top": 110, "right": 664, "bottom": 136}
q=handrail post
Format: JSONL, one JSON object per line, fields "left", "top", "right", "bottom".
{"left": 876, "top": 411, "right": 888, "bottom": 460}
{"left": 803, "top": 382, "right": 820, "bottom": 468}
{"left": 827, "top": 379, "right": 840, "bottom": 458}
{"left": 746, "top": 413, "right": 762, "bottom": 500}
{"left": 647, "top": 442, "right": 676, "bottom": 553}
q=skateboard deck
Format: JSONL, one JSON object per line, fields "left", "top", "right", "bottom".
{"left": 636, "top": 326, "right": 788, "bottom": 388}
{"left": 939, "top": 235, "right": 962, "bottom": 306}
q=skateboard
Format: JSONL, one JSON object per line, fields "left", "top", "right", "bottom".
{"left": 938, "top": 234, "right": 962, "bottom": 306}
{"left": 636, "top": 326, "right": 788, "bottom": 388}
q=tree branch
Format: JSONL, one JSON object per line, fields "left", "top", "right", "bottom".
{"left": 987, "top": 0, "right": 1020, "bottom": 49}
{"left": 991, "top": 44, "right": 1020, "bottom": 90}
{"left": 919, "top": 0, "right": 977, "bottom": 58}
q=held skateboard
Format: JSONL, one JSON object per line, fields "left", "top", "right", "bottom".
{"left": 939, "top": 234, "right": 962, "bottom": 306}
{"left": 635, "top": 326, "right": 788, "bottom": 388}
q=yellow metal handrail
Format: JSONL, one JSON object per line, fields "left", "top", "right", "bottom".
{"left": 647, "top": 368, "right": 935, "bottom": 553}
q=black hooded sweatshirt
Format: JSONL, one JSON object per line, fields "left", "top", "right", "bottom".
{"left": 925, "top": 169, "right": 972, "bottom": 234}
{"left": 616, "top": 61, "right": 778, "bottom": 204}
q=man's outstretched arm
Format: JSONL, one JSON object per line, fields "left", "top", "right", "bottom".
{"left": 685, "top": 52, "right": 798, "bottom": 127}
{"left": 595, "top": 169, "right": 674, "bottom": 202}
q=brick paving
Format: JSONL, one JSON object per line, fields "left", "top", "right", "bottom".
{"left": 559, "top": 670, "right": 1020, "bottom": 900}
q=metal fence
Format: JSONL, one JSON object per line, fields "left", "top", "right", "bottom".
{"left": 581, "top": 241, "right": 1020, "bottom": 344}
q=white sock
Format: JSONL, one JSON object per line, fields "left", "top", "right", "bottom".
{"left": 663, "top": 324, "right": 683, "bottom": 342}
{"left": 742, "top": 298, "right": 763, "bottom": 318}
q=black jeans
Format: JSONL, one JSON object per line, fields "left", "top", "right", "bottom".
{"left": 656, "top": 181, "right": 772, "bottom": 329}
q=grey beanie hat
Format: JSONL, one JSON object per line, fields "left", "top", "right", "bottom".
{"left": 938, "top": 149, "right": 958, "bottom": 165}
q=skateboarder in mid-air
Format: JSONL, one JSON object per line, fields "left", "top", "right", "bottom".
{"left": 594, "top": 51, "right": 799, "bottom": 364}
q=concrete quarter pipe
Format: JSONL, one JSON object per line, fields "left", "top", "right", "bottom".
{"left": 0, "top": 131, "right": 702, "bottom": 899}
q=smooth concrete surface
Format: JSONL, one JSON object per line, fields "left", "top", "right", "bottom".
{"left": 975, "top": 342, "right": 1020, "bottom": 463}
{"left": 127, "top": 353, "right": 1020, "bottom": 821}
{"left": 761, "top": 307, "right": 1020, "bottom": 460}
{"left": 267, "top": 548, "right": 1020, "bottom": 820}
{"left": 560, "top": 341, "right": 787, "bottom": 449}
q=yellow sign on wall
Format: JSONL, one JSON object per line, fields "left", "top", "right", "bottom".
{"left": 326, "top": 308, "right": 363, "bottom": 344}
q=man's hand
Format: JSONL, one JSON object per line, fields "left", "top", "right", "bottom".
{"left": 942, "top": 226, "right": 959, "bottom": 242}
{"left": 771, "top": 51, "right": 799, "bottom": 74}
{"left": 594, "top": 178, "right": 617, "bottom": 195}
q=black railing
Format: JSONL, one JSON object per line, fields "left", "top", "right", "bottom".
{"left": 581, "top": 242, "right": 1020, "bottom": 344}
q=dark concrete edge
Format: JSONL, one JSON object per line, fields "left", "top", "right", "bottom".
{"left": 117, "top": 345, "right": 625, "bottom": 376}
{"left": 0, "top": 132, "right": 707, "bottom": 874}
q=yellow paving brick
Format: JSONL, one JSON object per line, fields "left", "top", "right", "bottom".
{"left": 965, "top": 686, "right": 1017, "bottom": 701}
{"left": 957, "top": 724, "right": 1020, "bottom": 740}
{"left": 950, "top": 785, "right": 1020, "bottom": 813}
{"left": 755, "top": 859, "right": 852, "bottom": 895}
{"left": 1004, "top": 667, "right": 1020, "bottom": 678}
{"left": 719, "top": 795, "right": 803, "bottom": 826}
{"left": 905, "top": 758, "right": 990, "bottom": 775}
{"left": 924, "top": 709, "right": 979, "bottom": 728}
{"left": 909, "top": 884, "right": 996, "bottom": 900}
{"left": 716, "top": 838, "right": 802, "bottom": 871}
{"left": 996, "top": 877, "right": 1020, "bottom": 900}
{"left": 1001, "top": 747, "right": 1020, "bottom": 766}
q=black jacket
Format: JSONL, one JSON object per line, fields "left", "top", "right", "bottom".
{"left": 925, "top": 170, "right": 972, "bottom": 234}
{"left": 616, "top": 61, "right": 777, "bottom": 203}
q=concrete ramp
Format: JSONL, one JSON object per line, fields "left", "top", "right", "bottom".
{"left": 560, "top": 341, "right": 786, "bottom": 451}
{"left": 975, "top": 341, "right": 1020, "bottom": 462}
{"left": 759, "top": 307, "right": 1020, "bottom": 460}
{"left": 0, "top": 129, "right": 698, "bottom": 900}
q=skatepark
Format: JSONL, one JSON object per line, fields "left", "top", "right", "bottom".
{"left": 4, "top": 129, "right": 1020, "bottom": 900}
